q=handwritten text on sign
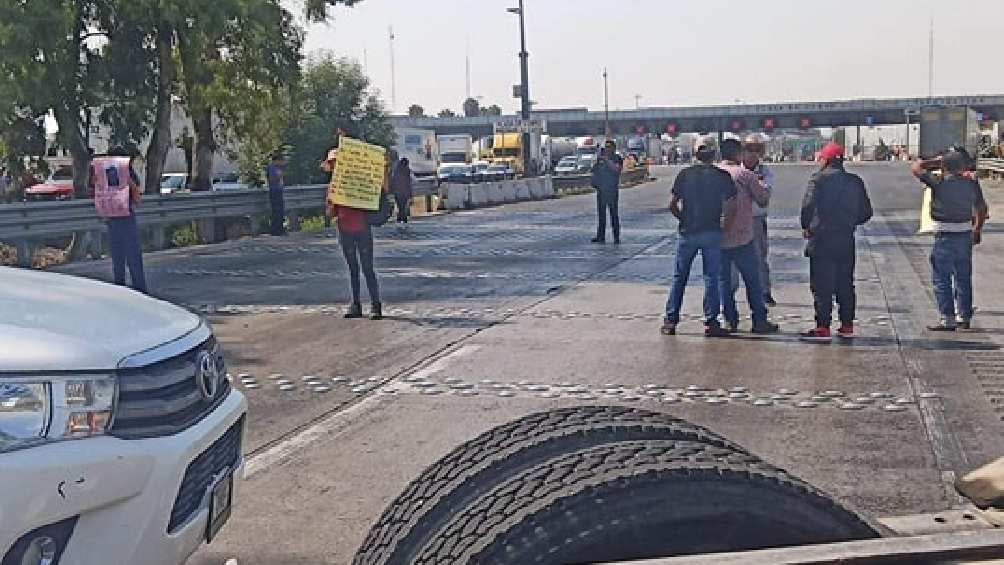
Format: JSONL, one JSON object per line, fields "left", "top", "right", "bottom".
{"left": 328, "top": 137, "right": 387, "bottom": 211}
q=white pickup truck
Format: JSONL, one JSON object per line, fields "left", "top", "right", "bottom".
{"left": 0, "top": 267, "right": 247, "bottom": 565}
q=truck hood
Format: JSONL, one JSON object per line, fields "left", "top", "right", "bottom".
{"left": 0, "top": 268, "right": 201, "bottom": 372}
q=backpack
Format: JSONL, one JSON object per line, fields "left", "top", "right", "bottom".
{"left": 92, "top": 157, "right": 133, "bottom": 218}
{"left": 366, "top": 193, "right": 394, "bottom": 226}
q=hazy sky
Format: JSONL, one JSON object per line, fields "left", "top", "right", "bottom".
{"left": 294, "top": 0, "right": 1004, "bottom": 115}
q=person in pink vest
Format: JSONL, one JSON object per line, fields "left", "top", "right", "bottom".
{"left": 89, "top": 149, "right": 147, "bottom": 293}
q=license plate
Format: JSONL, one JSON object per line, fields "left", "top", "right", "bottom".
{"left": 206, "top": 470, "right": 233, "bottom": 543}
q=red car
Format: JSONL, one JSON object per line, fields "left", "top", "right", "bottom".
{"left": 23, "top": 167, "right": 75, "bottom": 202}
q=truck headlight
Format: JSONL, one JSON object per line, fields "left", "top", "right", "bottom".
{"left": 0, "top": 376, "right": 116, "bottom": 451}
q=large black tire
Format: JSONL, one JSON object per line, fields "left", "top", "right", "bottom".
{"left": 354, "top": 406, "right": 749, "bottom": 565}
{"left": 411, "top": 440, "right": 883, "bottom": 564}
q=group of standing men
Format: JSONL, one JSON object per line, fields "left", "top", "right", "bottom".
{"left": 660, "top": 136, "right": 989, "bottom": 341}
{"left": 661, "top": 137, "right": 782, "bottom": 337}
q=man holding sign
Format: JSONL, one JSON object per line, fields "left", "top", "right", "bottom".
{"left": 324, "top": 137, "right": 388, "bottom": 320}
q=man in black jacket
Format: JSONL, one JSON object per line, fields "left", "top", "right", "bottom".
{"left": 800, "top": 143, "right": 873, "bottom": 342}
{"left": 911, "top": 149, "right": 989, "bottom": 330}
{"left": 591, "top": 140, "right": 624, "bottom": 244}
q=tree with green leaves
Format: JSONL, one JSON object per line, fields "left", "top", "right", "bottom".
{"left": 463, "top": 97, "right": 481, "bottom": 117}
{"left": 483, "top": 104, "right": 502, "bottom": 116}
{"left": 408, "top": 104, "right": 425, "bottom": 117}
{"left": 282, "top": 54, "right": 393, "bottom": 185}
{"left": 438, "top": 108, "right": 457, "bottom": 118}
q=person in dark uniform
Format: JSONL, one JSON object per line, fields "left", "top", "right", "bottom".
{"left": 265, "top": 153, "right": 287, "bottom": 236}
{"left": 389, "top": 157, "right": 413, "bottom": 224}
{"left": 591, "top": 139, "right": 624, "bottom": 244}
{"left": 799, "top": 143, "right": 873, "bottom": 342}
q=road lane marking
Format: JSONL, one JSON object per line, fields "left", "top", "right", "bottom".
{"left": 243, "top": 344, "right": 483, "bottom": 479}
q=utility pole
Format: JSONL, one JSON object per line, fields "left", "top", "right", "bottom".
{"left": 634, "top": 94, "right": 642, "bottom": 110}
{"left": 603, "top": 67, "right": 610, "bottom": 137}
{"left": 389, "top": 26, "right": 397, "bottom": 112}
{"left": 508, "top": 0, "right": 532, "bottom": 176}
{"left": 928, "top": 18, "right": 934, "bottom": 98}
{"left": 465, "top": 38, "right": 471, "bottom": 101}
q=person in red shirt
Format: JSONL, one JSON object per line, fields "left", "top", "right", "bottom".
{"left": 323, "top": 148, "right": 384, "bottom": 320}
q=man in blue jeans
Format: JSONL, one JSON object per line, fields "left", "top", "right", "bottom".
{"left": 911, "top": 149, "right": 989, "bottom": 331}
{"left": 662, "top": 143, "right": 737, "bottom": 337}
{"left": 718, "top": 139, "right": 780, "bottom": 334}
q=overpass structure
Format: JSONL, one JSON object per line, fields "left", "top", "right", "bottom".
{"left": 390, "top": 95, "right": 1004, "bottom": 138}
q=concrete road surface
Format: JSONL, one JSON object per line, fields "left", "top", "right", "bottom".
{"left": 58, "top": 163, "right": 1004, "bottom": 565}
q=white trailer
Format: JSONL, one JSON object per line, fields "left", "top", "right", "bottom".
{"left": 393, "top": 127, "right": 439, "bottom": 178}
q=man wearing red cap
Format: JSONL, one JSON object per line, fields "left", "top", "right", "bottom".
{"left": 799, "top": 143, "right": 873, "bottom": 342}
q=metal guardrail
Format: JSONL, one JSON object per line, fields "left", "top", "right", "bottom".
{"left": 978, "top": 158, "right": 1004, "bottom": 175}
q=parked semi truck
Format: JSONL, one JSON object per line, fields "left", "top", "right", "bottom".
{"left": 918, "top": 106, "right": 981, "bottom": 159}
{"left": 491, "top": 124, "right": 543, "bottom": 175}
{"left": 437, "top": 134, "right": 473, "bottom": 165}
{"left": 392, "top": 127, "right": 438, "bottom": 178}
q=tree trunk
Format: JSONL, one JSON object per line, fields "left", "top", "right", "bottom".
{"left": 145, "top": 25, "right": 175, "bottom": 195}
{"left": 53, "top": 106, "right": 91, "bottom": 198}
{"left": 191, "top": 106, "right": 216, "bottom": 191}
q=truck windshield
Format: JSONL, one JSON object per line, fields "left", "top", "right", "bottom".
{"left": 440, "top": 154, "right": 467, "bottom": 163}
{"left": 494, "top": 148, "right": 520, "bottom": 157}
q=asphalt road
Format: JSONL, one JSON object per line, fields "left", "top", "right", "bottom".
{"left": 58, "top": 163, "right": 1004, "bottom": 564}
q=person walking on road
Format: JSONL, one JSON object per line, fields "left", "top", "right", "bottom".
{"left": 743, "top": 135, "right": 777, "bottom": 306}
{"left": 390, "top": 157, "right": 414, "bottom": 224}
{"left": 266, "top": 153, "right": 287, "bottom": 236}
{"left": 661, "top": 143, "right": 737, "bottom": 337}
{"left": 718, "top": 139, "right": 779, "bottom": 334}
{"left": 90, "top": 149, "right": 147, "bottom": 293}
{"left": 911, "top": 149, "right": 989, "bottom": 331}
{"left": 324, "top": 149, "right": 384, "bottom": 320}
{"left": 799, "top": 143, "right": 873, "bottom": 342}
{"left": 591, "top": 139, "right": 624, "bottom": 244}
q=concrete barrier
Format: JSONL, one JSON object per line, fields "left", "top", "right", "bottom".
{"left": 487, "top": 183, "right": 504, "bottom": 204}
{"left": 500, "top": 181, "right": 518, "bottom": 202}
{"left": 469, "top": 184, "right": 488, "bottom": 207}
{"left": 515, "top": 180, "right": 532, "bottom": 200}
{"left": 541, "top": 177, "right": 555, "bottom": 198}
{"left": 443, "top": 183, "right": 469, "bottom": 210}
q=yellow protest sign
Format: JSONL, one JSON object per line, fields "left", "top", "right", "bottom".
{"left": 328, "top": 136, "right": 387, "bottom": 211}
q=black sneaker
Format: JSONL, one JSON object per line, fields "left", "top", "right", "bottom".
{"left": 370, "top": 302, "right": 383, "bottom": 320}
{"left": 344, "top": 303, "right": 363, "bottom": 319}
{"left": 705, "top": 324, "right": 730, "bottom": 338}
{"left": 764, "top": 294, "right": 777, "bottom": 307}
{"left": 957, "top": 319, "right": 972, "bottom": 330}
{"left": 752, "top": 321, "right": 781, "bottom": 335}
{"left": 725, "top": 321, "right": 739, "bottom": 334}
{"left": 927, "top": 322, "right": 956, "bottom": 332}
{"left": 591, "top": 237, "right": 605, "bottom": 244}
{"left": 660, "top": 321, "right": 677, "bottom": 336}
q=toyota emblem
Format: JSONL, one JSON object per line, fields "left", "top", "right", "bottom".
{"left": 195, "top": 347, "right": 224, "bottom": 401}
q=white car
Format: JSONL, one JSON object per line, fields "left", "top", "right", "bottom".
{"left": 212, "top": 173, "right": 248, "bottom": 192}
{"left": 554, "top": 156, "right": 580, "bottom": 176}
{"left": 0, "top": 267, "right": 247, "bottom": 565}
{"left": 160, "top": 173, "right": 189, "bottom": 195}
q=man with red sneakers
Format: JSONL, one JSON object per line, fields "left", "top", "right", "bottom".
{"left": 800, "top": 143, "right": 873, "bottom": 342}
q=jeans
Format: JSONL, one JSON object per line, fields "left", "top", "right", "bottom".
{"left": 732, "top": 217, "right": 771, "bottom": 295}
{"left": 808, "top": 235, "right": 856, "bottom": 327}
{"left": 931, "top": 231, "right": 973, "bottom": 322}
{"left": 720, "top": 242, "right": 767, "bottom": 326}
{"left": 394, "top": 193, "right": 411, "bottom": 223}
{"left": 340, "top": 227, "right": 380, "bottom": 304}
{"left": 665, "top": 230, "right": 722, "bottom": 325}
{"left": 753, "top": 216, "right": 771, "bottom": 294}
{"left": 107, "top": 215, "right": 147, "bottom": 293}
{"left": 595, "top": 190, "right": 620, "bottom": 241}
{"left": 269, "top": 188, "right": 286, "bottom": 235}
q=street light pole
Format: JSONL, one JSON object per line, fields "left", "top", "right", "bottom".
{"left": 603, "top": 67, "right": 609, "bottom": 137}
{"left": 509, "top": 0, "right": 532, "bottom": 176}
